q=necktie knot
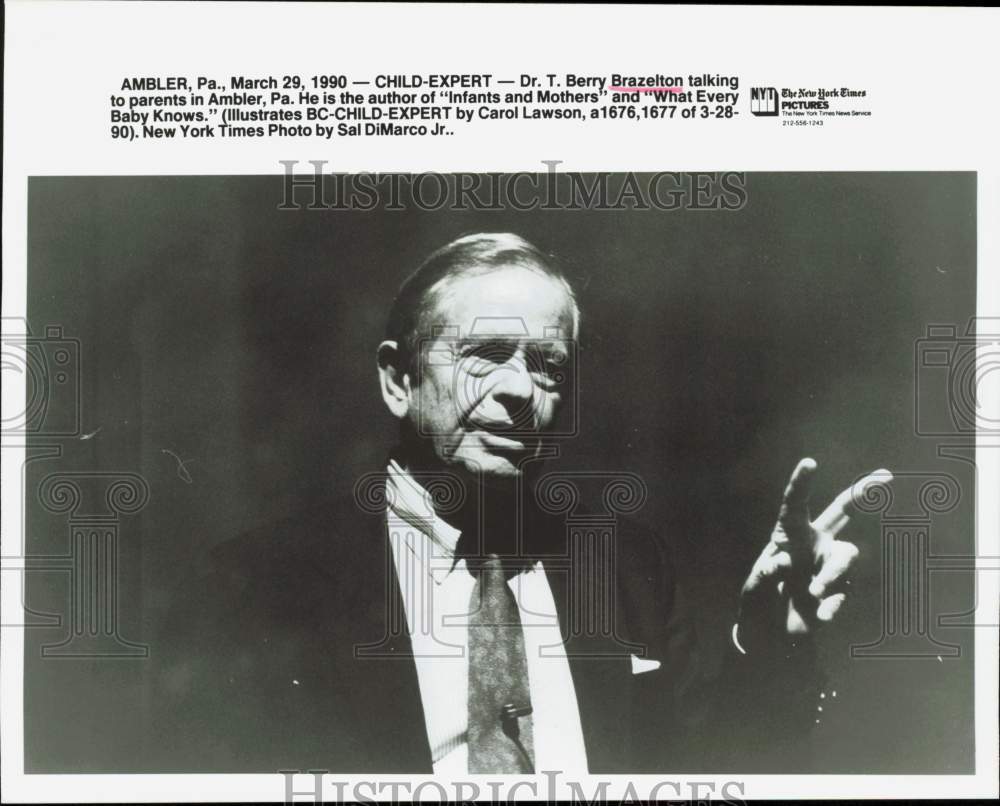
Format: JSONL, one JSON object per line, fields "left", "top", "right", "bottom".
{"left": 465, "top": 552, "right": 533, "bottom": 580}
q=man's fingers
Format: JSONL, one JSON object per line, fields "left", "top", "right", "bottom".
{"left": 813, "top": 468, "right": 894, "bottom": 536}
{"left": 763, "top": 550, "right": 793, "bottom": 578}
{"left": 845, "top": 468, "right": 894, "bottom": 518}
{"left": 808, "top": 541, "right": 860, "bottom": 599}
{"left": 816, "top": 592, "right": 847, "bottom": 622}
{"left": 812, "top": 488, "right": 853, "bottom": 535}
{"left": 774, "top": 457, "right": 817, "bottom": 543}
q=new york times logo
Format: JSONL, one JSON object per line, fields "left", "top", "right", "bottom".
{"left": 750, "top": 87, "right": 778, "bottom": 117}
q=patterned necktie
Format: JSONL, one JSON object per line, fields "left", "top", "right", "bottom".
{"left": 467, "top": 554, "right": 535, "bottom": 773}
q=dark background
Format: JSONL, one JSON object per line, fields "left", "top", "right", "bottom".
{"left": 24, "top": 173, "right": 976, "bottom": 773}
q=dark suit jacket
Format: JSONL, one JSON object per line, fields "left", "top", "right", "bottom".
{"left": 152, "top": 493, "right": 821, "bottom": 773}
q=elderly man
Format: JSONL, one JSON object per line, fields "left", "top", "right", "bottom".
{"left": 157, "top": 232, "right": 891, "bottom": 774}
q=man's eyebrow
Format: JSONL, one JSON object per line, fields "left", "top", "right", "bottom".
{"left": 456, "top": 335, "right": 571, "bottom": 347}
{"left": 457, "top": 335, "right": 521, "bottom": 346}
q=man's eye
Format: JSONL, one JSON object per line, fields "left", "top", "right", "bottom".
{"left": 528, "top": 348, "right": 568, "bottom": 376}
{"left": 541, "top": 354, "right": 568, "bottom": 374}
{"left": 459, "top": 343, "right": 512, "bottom": 374}
{"left": 463, "top": 343, "right": 515, "bottom": 363}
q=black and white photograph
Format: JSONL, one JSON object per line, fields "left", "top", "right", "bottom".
{"left": 16, "top": 172, "right": 978, "bottom": 778}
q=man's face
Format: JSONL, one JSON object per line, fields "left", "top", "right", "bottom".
{"left": 408, "top": 266, "right": 576, "bottom": 480}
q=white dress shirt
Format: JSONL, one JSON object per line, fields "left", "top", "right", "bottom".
{"left": 385, "top": 460, "right": 588, "bottom": 775}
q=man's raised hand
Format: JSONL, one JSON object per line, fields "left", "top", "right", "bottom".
{"left": 737, "top": 458, "right": 893, "bottom": 654}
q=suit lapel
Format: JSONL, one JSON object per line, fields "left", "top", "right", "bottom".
{"left": 323, "top": 511, "right": 432, "bottom": 772}
{"left": 542, "top": 547, "right": 635, "bottom": 773}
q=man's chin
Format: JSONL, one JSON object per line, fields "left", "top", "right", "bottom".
{"left": 461, "top": 450, "right": 524, "bottom": 479}
{"left": 447, "top": 441, "right": 542, "bottom": 484}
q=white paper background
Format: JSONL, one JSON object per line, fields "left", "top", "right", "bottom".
{"left": 3, "top": 2, "right": 998, "bottom": 801}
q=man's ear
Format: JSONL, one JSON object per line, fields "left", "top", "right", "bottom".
{"left": 377, "top": 340, "right": 412, "bottom": 419}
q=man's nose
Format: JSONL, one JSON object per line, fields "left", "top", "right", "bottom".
{"left": 489, "top": 351, "right": 536, "bottom": 420}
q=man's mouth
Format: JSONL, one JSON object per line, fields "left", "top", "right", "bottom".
{"left": 476, "top": 430, "right": 528, "bottom": 452}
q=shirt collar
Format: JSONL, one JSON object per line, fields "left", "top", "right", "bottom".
{"left": 385, "top": 460, "right": 463, "bottom": 583}
{"left": 384, "top": 460, "right": 542, "bottom": 585}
